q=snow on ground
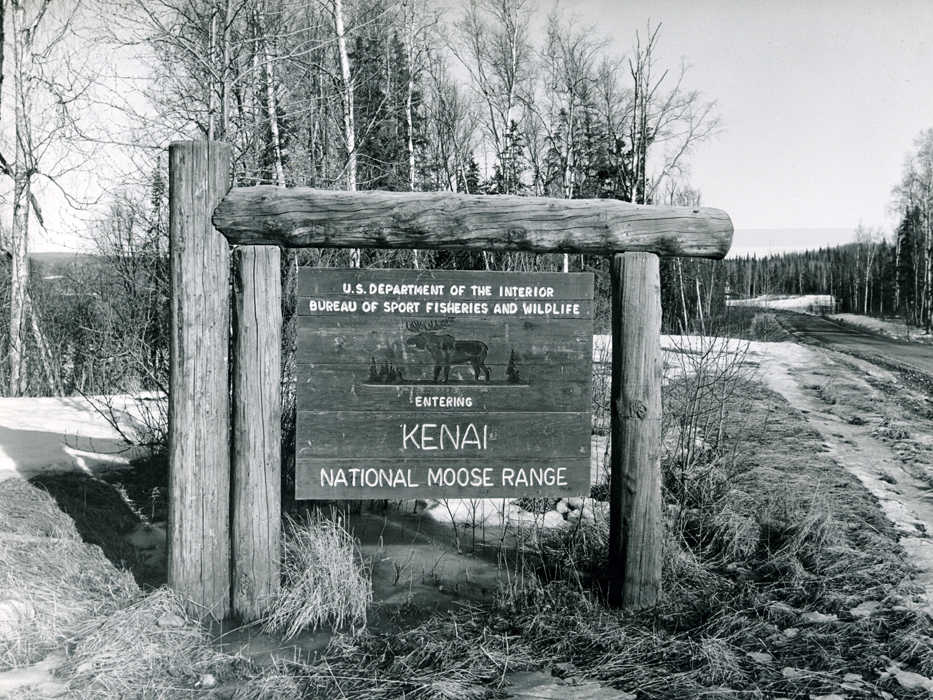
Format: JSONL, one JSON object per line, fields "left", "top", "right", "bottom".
{"left": 829, "top": 313, "right": 933, "bottom": 344}
{"left": 727, "top": 294, "right": 836, "bottom": 313}
{"left": 0, "top": 394, "right": 155, "bottom": 481}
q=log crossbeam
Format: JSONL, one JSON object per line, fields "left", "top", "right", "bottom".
{"left": 213, "top": 186, "right": 733, "bottom": 259}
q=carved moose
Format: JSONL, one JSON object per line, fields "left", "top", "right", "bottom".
{"left": 405, "top": 320, "right": 491, "bottom": 383}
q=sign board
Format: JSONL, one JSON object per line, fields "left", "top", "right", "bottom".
{"left": 295, "top": 269, "right": 594, "bottom": 499}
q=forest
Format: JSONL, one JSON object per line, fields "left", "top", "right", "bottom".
{"left": 2, "top": 0, "right": 929, "bottom": 404}
{"left": 721, "top": 130, "right": 933, "bottom": 332}
{"left": 0, "top": 0, "right": 720, "bottom": 400}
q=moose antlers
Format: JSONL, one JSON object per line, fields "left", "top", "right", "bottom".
{"left": 405, "top": 318, "right": 452, "bottom": 333}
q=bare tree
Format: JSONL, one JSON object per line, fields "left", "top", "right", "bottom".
{"left": 453, "top": 0, "right": 533, "bottom": 195}
{"left": 626, "top": 23, "right": 720, "bottom": 205}
{"left": 5, "top": 1, "right": 91, "bottom": 395}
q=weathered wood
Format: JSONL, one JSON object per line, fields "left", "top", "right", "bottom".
{"left": 295, "top": 318, "right": 592, "bottom": 366}
{"left": 608, "top": 252, "right": 663, "bottom": 609}
{"left": 296, "top": 268, "right": 594, "bottom": 499}
{"left": 213, "top": 187, "right": 733, "bottom": 259}
{"left": 299, "top": 297, "right": 595, "bottom": 319}
{"left": 296, "top": 367, "right": 590, "bottom": 413}
{"left": 298, "top": 268, "right": 595, "bottom": 298}
{"left": 168, "top": 141, "right": 232, "bottom": 619}
{"left": 296, "top": 410, "right": 591, "bottom": 459}
{"left": 232, "top": 246, "right": 282, "bottom": 622}
{"left": 296, "top": 458, "right": 591, "bottom": 499}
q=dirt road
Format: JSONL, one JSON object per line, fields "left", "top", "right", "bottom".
{"left": 754, "top": 338, "right": 933, "bottom": 608}
{"left": 778, "top": 312, "right": 933, "bottom": 376}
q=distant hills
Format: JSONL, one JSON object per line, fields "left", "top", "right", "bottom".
{"left": 728, "top": 228, "right": 857, "bottom": 258}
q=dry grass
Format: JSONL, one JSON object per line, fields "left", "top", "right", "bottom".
{"left": 262, "top": 511, "right": 372, "bottom": 639}
{"left": 0, "top": 477, "right": 80, "bottom": 541}
{"left": 0, "top": 531, "right": 139, "bottom": 670}
{"left": 60, "top": 587, "right": 248, "bottom": 698}
{"left": 0, "top": 479, "right": 139, "bottom": 671}
{"left": 279, "top": 378, "right": 933, "bottom": 699}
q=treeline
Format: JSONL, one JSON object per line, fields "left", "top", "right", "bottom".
{"left": 1, "top": 0, "right": 722, "bottom": 397}
{"left": 722, "top": 238, "right": 895, "bottom": 316}
{"left": 721, "top": 128, "right": 933, "bottom": 331}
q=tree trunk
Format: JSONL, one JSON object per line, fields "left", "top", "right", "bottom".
{"left": 9, "top": 0, "right": 30, "bottom": 397}
{"left": 333, "top": 0, "right": 359, "bottom": 267}
{"left": 26, "top": 292, "right": 59, "bottom": 396}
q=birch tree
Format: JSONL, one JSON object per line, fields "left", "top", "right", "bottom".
{"left": 5, "top": 0, "right": 89, "bottom": 395}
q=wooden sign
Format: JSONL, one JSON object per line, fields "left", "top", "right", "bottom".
{"left": 295, "top": 268, "right": 594, "bottom": 499}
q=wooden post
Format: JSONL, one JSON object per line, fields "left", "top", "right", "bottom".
{"left": 168, "top": 141, "right": 233, "bottom": 619}
{"left": 232, "top": 246, "right": 282, "bottom": 621}
{"left": 608, "top": 252, "right": 663, "bottom": 608}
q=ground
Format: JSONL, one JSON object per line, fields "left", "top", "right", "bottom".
{"left": 1, "top": 313, "right": 933, "bottom": 697}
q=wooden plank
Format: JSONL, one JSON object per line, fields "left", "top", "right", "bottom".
{"left": 232, "top": 246, "right": 282, "bottom": 622}
{"left": 295, "top": 268, "right": 595, "bottom": 500}
{"left": 298, "top": 297, "right": 595, "bottom": 319}
{"left": 295, "top": 318, "right": 591, "bottom": 366}
{"left": 298, "top": 268, "right": 594, "bottom": 298}
{"left": 296, "top": 411, "right": 591, "bottom": 459}
{"left": 608, "top": 252, "right": 662, "bottom": 610}
{"left": 212, "top": 187, "right": 733, "bottom": 259}
{"left": 168, "top": 141, "right": 232, "bottom": 620}
{"left": 296, "top": 366, "right": 590, "bottom": 413}
{"left": 296, "top": 458, "right": 591, "bottom": 499}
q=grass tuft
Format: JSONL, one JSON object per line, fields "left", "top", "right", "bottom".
{"left": 262, "top": 511, "right": 372, "bottom": 639}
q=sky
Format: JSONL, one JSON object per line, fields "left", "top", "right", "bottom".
{"left": 10, "top": 0, "right": 933, "bottom": 255}
{"left": 566, "top": 0, "right": 933, "bottom": 254}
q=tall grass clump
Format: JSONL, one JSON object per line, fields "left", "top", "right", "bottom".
{"left": 263, "top": 511, "right": 372, "bottom": 639}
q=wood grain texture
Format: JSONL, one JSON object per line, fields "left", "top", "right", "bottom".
{"left": 296, "top": 366, "right": 590, "bottom": 413}
{"left": 296, "top": 411, "right": 591, "bottom": 459}
{"left": 608, "top": 252, "right": 663, "bottom": 610}
{"left": 168, "top": 141, "right": 232, "bottom": 620}
{"left": 298, "top": 268, "right": 594, "bottom": 298}
{"left": 295, "top": 317, "right": 592, "bottom": 366}
{"left": 295, "top": 268, "right": 594, "bottom": 499}
{"left": 232, "top": 246, "right": 282, "bottom": 622}
{"left": 296, "top": 458, "right": 591, "bottom": 499}
{"left": 213, "top": 187, "right": 733, "bottom": 259}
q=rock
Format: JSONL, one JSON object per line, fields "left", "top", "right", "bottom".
{"left": 746, "top": 651, "right": 773, "bottom": 665}
{"left": 842, "top": 673, "right": 862, "bottom": 682}
{"left": 551, "top": 662, "right": 578, "bottom": 679}
{"left": 567, "top": 509, "right": 581, "bottom": 522}
{"left": 882, "top": 663, "right": 933, "bottom": 691}
{"left": 849, "top": 600, "right": 881, "bottom": 619}
{"left": 767, "top": 601, "right": 798, "bottom": 623}
{"left": 556, "top": 500, "right": 569, "bottom": 515}
{"left": 781, "top": 667, "right": 809, "bottom": 680}
{"left": 196, "top": 673, "right": 217, "bottom": 689}
{"left": 801, "top": 611, "right": 838, "bottom": 624}
{"left": 157, "top": 612, "right": 186, "bottom": 628}
{"left": 566, "top": 496, "right": 585, "bottom": 509}
{"left": 542, "top": 510, "right": 567, "bottom": 529}
{"left": 782, "top": 627, "right": 799, "bottom": 639}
